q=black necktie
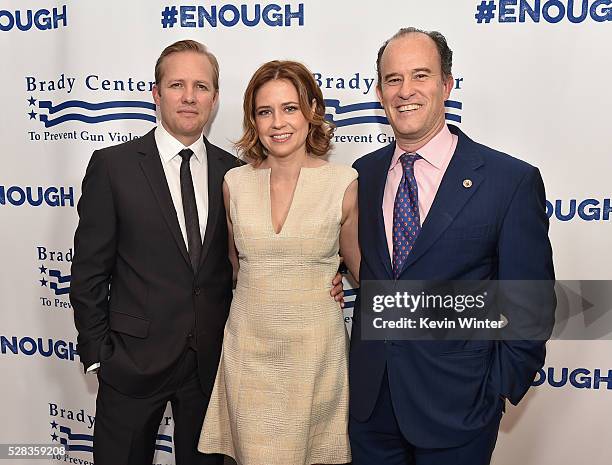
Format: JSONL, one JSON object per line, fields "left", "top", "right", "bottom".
{"left": 179, "top": 149, "right": 202, "bottom": 271}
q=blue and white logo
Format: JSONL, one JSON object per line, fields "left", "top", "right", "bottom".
{"left": 48, "top": 402, "right": 94, "bottom": 463}
{"left": 49, "top": 402, "right": 95, "bottom": 452}
{"left": 314, "top": 71, "right": 464, "bottom": 145}
{"left": 25, "top": 74, "right": 153, "bottom": 143}
{"left": 29, "top": 96, "right": 155, "bottom": 129}
{"left": 48, "top": 402, "right": 174, "bottom": 463}
{"left": 37, "top": 246, "right": 73, "bottom": 310}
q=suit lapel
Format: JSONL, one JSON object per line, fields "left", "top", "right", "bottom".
{"left": 197, "top": 138, "right": 225, "bottom": 271}
{"left": 399, "top": 130, "right": 484, "bottom": 273}
{"left": 138, "top": 130, "right": 192, "bottom": 269}
{"left": 370, "top": 143, "right": 395, "bottom": 279}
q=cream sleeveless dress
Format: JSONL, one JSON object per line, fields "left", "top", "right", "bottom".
{"left": 198, "top": 162, "right": 357, "bottom": 465}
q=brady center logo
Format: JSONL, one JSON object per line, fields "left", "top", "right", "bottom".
{"left": 37, "top": 245, "right": 72, "bottom": 311}
{"left": 48, "top": 402, "right": 175, "bottom": 464}
{"left": 314, "top": 71, "right": 464, "bottom": 146}
{"left": 25, "top": 73, "right": 154, "bottom": 145}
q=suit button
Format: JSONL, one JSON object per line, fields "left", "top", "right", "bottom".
{"left": 193, "top": 287, "right": 201, "bottom": 296}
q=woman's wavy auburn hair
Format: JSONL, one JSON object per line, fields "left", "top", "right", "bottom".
{"left": 236, "top": 60, "right": 334, "bottom": 163}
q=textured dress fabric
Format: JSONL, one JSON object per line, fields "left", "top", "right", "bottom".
{"left": 198, "top": 162, "right": 357, "bottom": 465}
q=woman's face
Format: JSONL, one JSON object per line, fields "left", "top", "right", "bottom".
{"left": 254, "top": 79, "right": 311, "bottom": 160}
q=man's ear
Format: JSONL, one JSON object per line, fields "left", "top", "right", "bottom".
{"left": 376, "top": 84, "right": 383, "bottom": 106}
{"left": 443, "top": 75, "right": 454, "bottom": 100}
{"left": 152, "top": 84, "right": 161, "bottom": 105}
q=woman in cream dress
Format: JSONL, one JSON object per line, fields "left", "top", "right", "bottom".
{"left": 198, "top": 60, "right": 360, "bottom": 465}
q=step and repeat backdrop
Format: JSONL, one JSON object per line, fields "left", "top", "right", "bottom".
{"left": 1, "top": 1, "right": 610, "bottom": 464}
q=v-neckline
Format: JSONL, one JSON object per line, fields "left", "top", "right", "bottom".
{"left": 252, "top": 163, "right": 329, "bottom": 236}
{"left": 266, "top": 167, "right": 303, "bottom": 236}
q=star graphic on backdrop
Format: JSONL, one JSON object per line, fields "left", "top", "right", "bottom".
{"left": 28, "top": 110, "right": 37, "bottom": 120}
{"left": 51, "top": 432, "right": 58, "bottom": 442}
{"left": 27, "top": 96, "right": 37, "bottom": 106}
{"left": 50, "top": 420, "right": 58, "bottom": 429}
{"left": 40, "top": 278, "right": 48, "bottom": 287}
{"left": 39, "top": 265, "right": 48, "bottom": 274}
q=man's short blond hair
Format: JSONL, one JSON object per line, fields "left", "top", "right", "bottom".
{"left": 154, "top": 39, "right": 220, "bottom": 91}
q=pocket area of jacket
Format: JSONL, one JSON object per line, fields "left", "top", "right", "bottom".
{"left": 109, "top": 310, "right": 150, "bottom": 338}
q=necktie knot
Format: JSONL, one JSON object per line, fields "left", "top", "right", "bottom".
{"left": 179, "top": 148, "right": 194, "bottom": 162}
{"left": 399, "top": 152, "right": 420, "bottom": 171}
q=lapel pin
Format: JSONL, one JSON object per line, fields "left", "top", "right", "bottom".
{"left": 462, "top": 179, "right": 473, "bottom": 188}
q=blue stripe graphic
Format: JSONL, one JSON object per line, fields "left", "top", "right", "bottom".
{"left": 55, "top": 425, "right": 173, "bottom": 454}
{"left": 40, "top": 113, "right": 156, "bottom": 128}
{"left": 39, "top": 100, "right": 156, "bottom": 114}
{"left": 324, "top": 99, "right": 462, "bottom": 127}
{"left": 49, "top": 269, "right": 71, "bottom": 283}
{"left": 155, "top": 433, "right": 173, "bottom": 453}
{"left": 31, "top": 98, "right": 461, "bottom": 128}
{"left": 59, "top": 426, "right": 93, "bottom": 441}
{"left": 48, "top": 269, "right": 70, "bottom": 295}
{"left": 324, "top": 99, "right": 383, "bottom": 114}
{"left": 343, "top": 287, "right": 358, "bottom": 309}
{"left": 445, "top": 113, "right": 461, "bottom": 123}
{"left": 445, "top": 100, "right": 462, "bottom": 110}
{"left": 60, "top": 442, "right": 93, "bottom": 452}
{"left": 326, "top": 115, "right": 390, "bottom": 127}
{"left": 50, "top": 283, "right": 70, "bottom": 295}
{"left": 58, "top": 426, "right": 93, "bottom": 452}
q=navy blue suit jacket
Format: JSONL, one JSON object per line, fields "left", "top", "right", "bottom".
{"left": 350, "top": 125, "right": 555, "bottom": 448}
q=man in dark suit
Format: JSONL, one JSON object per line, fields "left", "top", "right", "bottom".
{"left": 70, "top": 40, "right": 235, "bottom": 465}
{"left": 349, "top": 28, "right": 555, "bottom": 465}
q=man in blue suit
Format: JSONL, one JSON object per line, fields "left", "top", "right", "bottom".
{"left": 349, "top": 27, "right": 555, "bottom": 465}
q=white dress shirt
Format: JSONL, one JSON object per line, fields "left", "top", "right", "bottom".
{"left": 154, "top": 123, "right": 209, "bottom": 247}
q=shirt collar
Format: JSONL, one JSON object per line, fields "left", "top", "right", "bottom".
{"left": 389, "top": 124, "right": 454, "bottom": 171}
{"left": 154, "top": 123, "right": 206, "bottom": 164}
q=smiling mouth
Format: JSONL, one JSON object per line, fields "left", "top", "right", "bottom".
{"left": 270, "top": 133, "right": 291, "bottom": 142}
{"left": 397, "top": 104, "right": 422, "bottom": 113}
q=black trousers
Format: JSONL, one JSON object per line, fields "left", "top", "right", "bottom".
{"left": 93, "top": 349, "right": 223, "bottom": 465}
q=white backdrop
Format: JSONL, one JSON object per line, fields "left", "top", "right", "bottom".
{"left": 1, "top": 1, "right": 611, "bottom": 464}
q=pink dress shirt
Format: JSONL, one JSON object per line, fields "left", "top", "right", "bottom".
{"left": 382, "top": 125, "right": 458, "bottom": 259}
